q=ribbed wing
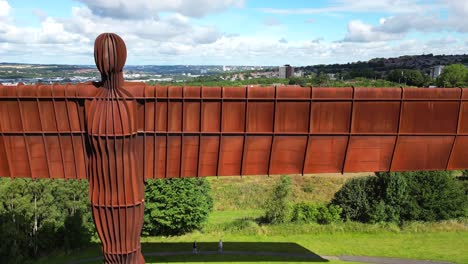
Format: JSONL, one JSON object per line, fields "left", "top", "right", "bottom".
{"left": 126, "top": 85, "right": 468, "bottom": 179}
{"left": 0, "top": 84, "right": 93, "bottom": 179}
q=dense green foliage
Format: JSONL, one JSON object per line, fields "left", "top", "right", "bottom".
{"left": 291, "top": 203, "right": 342, "bottom": 224}
{"left": 0, "top": 179, "right": 93, "bottom": 263}
{"left": 143, "top": 178, "right": 213, "bottom": 236}
{"left": 436, "top": 64, "right": 468, "bottom": 87}
{"left": 263, "top": 176, "right": 292, "bottom": 224}
{"left": 332, "top": 171, "right": 467, "bottom": 223}
{"left": 387, "top": 69, "right": 429, "bottom": 87}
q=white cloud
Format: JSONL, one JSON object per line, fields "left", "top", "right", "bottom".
{"left": 0, "top": 0, "right": 10, "bottom": 17}
{"left": 0, "top": 0, "right": 466, "bottom": 66}
{"left": 259, "top": 0, "right": 438, "bottom": 15}
{"left": 343, "top": 20, "right": 403, "bottom": 42}
{"left": 75, "top": 0, "right": 245, "bottom": 19}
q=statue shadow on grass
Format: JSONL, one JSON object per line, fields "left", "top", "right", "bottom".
{"left": 68, "top": 242, "right": 328, "bottom": 263}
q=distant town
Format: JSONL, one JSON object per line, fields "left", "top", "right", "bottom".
{"left": 1, "top": 53, "right": 468, "bottom": 88}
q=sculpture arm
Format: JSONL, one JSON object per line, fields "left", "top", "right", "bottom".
{"left": 0, "top": 83, "right": 98, "bottom": 179}
{"left": 128, "top": 85, "right": 468, "bottom": 179}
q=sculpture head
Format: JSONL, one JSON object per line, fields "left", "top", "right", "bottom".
{"left": 94, "top": 33, "right": 127, "bottom": 78}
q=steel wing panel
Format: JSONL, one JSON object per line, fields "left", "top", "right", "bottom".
{"left": 2, "top": 84, "right": 468, "bottom": 179}
{"left": 131, "top": 86, "right": 468, "bottom": 178}
{"left": 0, "top": 84, "right": 94, "bottom": 179}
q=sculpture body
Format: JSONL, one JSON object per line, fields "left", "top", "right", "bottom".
{"left": 1, "top": 33, "right": 468, "bottom": 263}
{"left": 86, "top": 34, "right": 145, "bottom": 263}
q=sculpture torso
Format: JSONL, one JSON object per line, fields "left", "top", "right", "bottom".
{"left": 84, "top": 33, "right": 145, "bottom": 264}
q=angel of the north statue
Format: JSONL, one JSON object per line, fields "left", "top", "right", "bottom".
{"left": 0, "top": 33, "right": 467, "bottom": 263}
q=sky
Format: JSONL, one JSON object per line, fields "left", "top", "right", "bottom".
{"left": 0, "top": 0, "right": 467, "bottom": 66}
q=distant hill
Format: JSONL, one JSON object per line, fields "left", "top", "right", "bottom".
{"left": 299, "top": 54, "right": 468, "bottom": 78}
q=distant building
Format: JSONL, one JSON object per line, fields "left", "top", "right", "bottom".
{"left": 430, "top": 65, "right": 445, "bottom": 79}
{"left": 294, "top": 70, "right": 304, "bottom": 77}
{"left": 279, "top": 64, "right": 294, "bottom": 78}
{"left": 327, "top": 73, "right": 337, "bottom": 81}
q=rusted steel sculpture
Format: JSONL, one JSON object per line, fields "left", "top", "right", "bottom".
{"left": 1, "top": 33, "right": 468, "bottom": 263}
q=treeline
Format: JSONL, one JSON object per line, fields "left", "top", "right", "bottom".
{"left": 0, "top": 178, "right": 213, "bottom": 264}
{"left": 150, "top": 63, "right": 468, "bottom": 88}
{"left": 300, "top": 54, "right": 468, "bottom": 77}
{"left": 0, "top": 179, "right": 93, "bottom": 263}
{"left": 262, "top": 171, "right": 467, "bottom": 225}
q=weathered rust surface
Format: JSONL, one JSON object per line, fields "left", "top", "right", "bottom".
{"left": 1, "top": 33, "right": 468, "bottom": 263}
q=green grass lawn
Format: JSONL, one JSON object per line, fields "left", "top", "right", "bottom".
{"left": 36, "top": 230, "right": 467, "bottom": 264}
{"left": 37, "top": 210, "right": 468, "bottom": 264}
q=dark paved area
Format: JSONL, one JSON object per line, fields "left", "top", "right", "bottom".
{"left": 68, "top": 251, "right": 454, "bottom": 264}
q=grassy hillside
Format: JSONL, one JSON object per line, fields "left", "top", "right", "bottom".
{"left": 208, "top": 173, "right": 373, "bottom": 211}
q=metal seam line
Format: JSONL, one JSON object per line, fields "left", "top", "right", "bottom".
{"left": 240, "top": 86, "right": 249, "bottom": 176}
{"left": 302, "top": 86, "right": 313, "bottom": 176}
{"left": 143, "top": 84, "right": 147, "bottom": 180}
{"left": 216, "top": 87, "right": 224, "bottom": 177}
{"left": 446, "top": 87, "right": 463, "bottom": 170}
{"left": 389, "top": 87, "right": 405, "bottom": 172}
{"left": 76, "top": 85, "right": 88, "bottom": 178}
{"left": 267, "top": 85, "right": 278, "bottom": 176}
{"left": 179, "top": 86, "right": 185, "bottom": 178}
{"left": 6, "top": 97, "right": 468, "bottom": 102}
{"left": 63, "top": 84, "right": 78, "bottom": 179}
{"left": 196, "top": 86, "right": 203, "bottom": 178}
{"left": 38, "top": 82, "right": 53, "bottom": 179}
{"left": 16, "top": 86, "right": 34, "bottom": 178}
{"left": 165, "top": 86, "right": 169, "bottom": 179}
{"left": 341, "top": 86, "right": 355, "bottom": 174}
{"left": 50, "top": 83, "right": 67, "bottom": 179}
{"left": 153, "top": 86, "right": 157, "bottom": 179}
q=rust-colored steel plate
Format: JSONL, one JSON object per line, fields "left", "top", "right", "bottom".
{"left": 447, "top": 136, "right": 468, "bottom": 169}
{"left": 303, "top": 136, "right": 348, "bottom": 173}
{"left": 344, "top": 136, "right": 396, "bottom": 172}
{"left": 352, "top": 102, "right": 400, "bottom": 133}
{"left": 270, "top": 136, "right": 308, "bottom": 175}
{"left": 391, "top": 136, "right": 454, "bottom": 171}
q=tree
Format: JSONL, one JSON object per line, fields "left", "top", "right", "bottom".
{"left": 332, "top": 171, "right": 467, "bottom": 223}
{"left": 288, "top": 77, "right": 308, "bottom": 86}
{"left": 0, "top": 178, "right": 92, "bottom": 263}
{"left": 143, "top": 178, "right": 213, "bottom": 235}
{"left": 437, "top": 64, "right": 468, "bottom": 87}
{"left": 312, "top": 72, "right": 330, "bottom": 86}
{"left": 263, "top": 176, "right": 292, "bottom": 224}
{"left": 331, "top": 176, "right": 378, "bottom": 222}
{"left": 402, "top": 171, "right": 467, "bottom": 221}
{"left": 387, "top": 69, "right": 426, "bottom": 87}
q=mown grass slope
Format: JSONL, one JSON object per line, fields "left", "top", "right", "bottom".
{"left": 208, "top": 173, "right": 373, "bottom": 211}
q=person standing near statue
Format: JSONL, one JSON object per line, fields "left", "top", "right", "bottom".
{"left": 218, "top": 239, "right": 223, "bottom": 253}
{"left": 193, "top": 241, "right": 198, "bottom": 254}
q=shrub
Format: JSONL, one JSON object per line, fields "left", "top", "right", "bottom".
{"left": 291, "top": 202, "right": 319, "bottom": 223}
{"left": 143, "top": 178, "right": 213, "bottom": 236}
{"left": 263, "top": 176, "right": 292, "bottom": 224}
{"left": 291, "top": 202, "right": 341, "bottom": 224}
{"left": 331, "top": 176, "right": 378, "bottom": 222}
{"left": 402, "top": 171, "right": 467, "bottom": 221}
{"left": 332, "top": 171, "right": 467, "bottom": 223}
{"left": 317, "top": 204, "right": 342, "bottom": 224}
